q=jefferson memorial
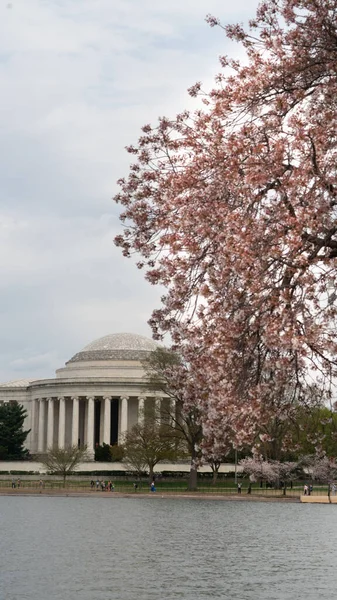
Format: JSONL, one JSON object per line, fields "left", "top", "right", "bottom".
{"left": 0, "top": 333, "right": 162, "bottom": 456}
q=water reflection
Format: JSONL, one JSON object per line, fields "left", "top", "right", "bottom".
{"left": 0, "top": 497, "right": 336, "bottom": 600}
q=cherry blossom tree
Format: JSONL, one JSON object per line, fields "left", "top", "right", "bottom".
{"left": 275, "top": 460, "right": 300, "bottom": 495}
{"left": 241, "top": 456, "right": 299, "bottom": 495}
{"left": 240, "top": 456, "right": 277, "bottom": 486}
{"left": 201, "top": 431, "right": 233, "bottom": 484}
{"left": 114, "top": 0, "right": 337, "bottom": 453}
{"left": 304, "top": 453, "right": 337, "bottom": 501}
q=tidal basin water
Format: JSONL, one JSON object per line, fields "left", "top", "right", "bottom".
{"left": 1, "top": 497, "right": 337, "bottom": 600}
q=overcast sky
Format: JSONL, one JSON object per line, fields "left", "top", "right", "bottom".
{"left": 0, "top": 0, "right": 259, "bottom": 382}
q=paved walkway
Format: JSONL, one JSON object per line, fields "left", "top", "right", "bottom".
{"left": 300, "top": 495, "right": 337, "bottom": 503}
{"left": 0, "top": 489, "right": 299, "bottom": 501}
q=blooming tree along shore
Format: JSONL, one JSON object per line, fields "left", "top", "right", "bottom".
{"left": 114, "top": 0, "right": 337, "bottom": 454}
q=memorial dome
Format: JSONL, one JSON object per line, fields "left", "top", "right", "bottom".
{"left": 67, "top": 333, "right": 159, "bottom": 363}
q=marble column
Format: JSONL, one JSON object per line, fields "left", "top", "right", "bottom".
{"left": 72, "top": 396, "right": 79, "bottom": 447}
{"left": 99, "top": 400, "right": 104, "bottom": 445}
{"left": 84, "top": 399, "right": 88, "bottom": 446}
{"left": 47, "top": 398, "right": 54, "bottom": 449}
{"left": 119, "top": 396, "right": 129, "bottom": 442}
{"left": 30, "top": 398, "right": 38, "bottom": 453}
{"left": 37, "top": 399, "right": 46, "bottom": 453}
{"left": 138, "top": 396, "right": 145, "bottom": 425}
{"left": 103, "top": 396, "right": 111, "bottom": 445}
{"left": 155, "top": 397, "right": 162, "bottom": 423}
{"left": 58, "top": 397, "right": 66, "bottom": 449}
{"left": 86, "top": 396, "right": 95, "bottom": 453}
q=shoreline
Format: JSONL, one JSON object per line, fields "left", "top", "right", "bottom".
{"left": 0, "top": 489, "right": 299, "bottom": 502}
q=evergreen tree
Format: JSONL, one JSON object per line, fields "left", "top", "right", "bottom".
{"left": 0, "top": 402, "right": 30, "bottom": 460}
{"left": 94, "top": 443, "right": 112, "bottom": 462}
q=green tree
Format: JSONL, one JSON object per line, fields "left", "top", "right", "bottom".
{"left": 253, "top": 386, "right": 327, "bottom": 461}
{"left": 94, "top": 443, "right": 125, "bottom": 462}
{"left": 94, "top": 443, "right": 112, "bottom": 462}
{"left": 38, "top": 445, "right": 90, "bottom": 487}
{"left": 292, "top": 405, "right": 337, "bottom": 458}
{"left": 0, "top": 402, "right": 30, "bottom": 460}
{"left": 109, "top": 444, "right": 125, "bottom": 462}
{"left": 122, "top": 420, "right": 179, "bottom": 481}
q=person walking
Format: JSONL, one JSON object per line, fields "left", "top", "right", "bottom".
{"left": 237, "top": 483, "right": 242, "bottom": 494}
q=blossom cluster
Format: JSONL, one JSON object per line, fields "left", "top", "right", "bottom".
{"left": 114, "top": 0, "right": 337, "bottom": 454}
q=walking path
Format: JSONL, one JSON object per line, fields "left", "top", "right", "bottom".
{"left": 0, "top": 488, "right": 299, "bottom": 501}
{"left": 300, "top": 495, "right": 337, "bottom": 504}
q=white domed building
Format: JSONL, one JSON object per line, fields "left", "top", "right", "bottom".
{"left": 0, "top": 333, "right": 163, "bottom": 456}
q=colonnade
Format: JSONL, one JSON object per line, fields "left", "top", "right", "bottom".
{"left": 30, "top": 394, "right": 159, "bottom": 455}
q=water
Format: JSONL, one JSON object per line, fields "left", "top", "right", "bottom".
{"left": 0, "top": 496, "right": 336, "bottom": 600}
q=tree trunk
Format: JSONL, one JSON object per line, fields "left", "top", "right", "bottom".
{"left": 328, "top": 483, "right": 331, "bottom": 504}
{"left": 148, "top": 465, "right": 154, "bottom": 484}
{"left": 212, "top": 468, "right": 218, "bottom": 485}
{"left": 63, "top": 473, "right": 66, "bottom": 488}
{"left": 188, "top": 462, "right": 198, "bottom": 491}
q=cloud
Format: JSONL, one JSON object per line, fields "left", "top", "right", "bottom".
{"left": 10, "top": 351, "right": 57, "bottom": 372}
{"left": 0, "top": 0, "right": 260, "bottom": 381}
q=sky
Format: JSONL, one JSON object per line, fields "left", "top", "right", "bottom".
{"left": 0, "top": 0, "right": 260, "bottom": 382}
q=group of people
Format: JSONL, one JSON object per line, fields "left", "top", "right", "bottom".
{"left": 11, "top": 478, "right": 21, "bottom": 489}
{"left": 90, "top": 479, "right": 157, "bottom": 492}
{"left": 304, "top": 483, "right": 337, "bottom": 496}
{"left": 90, "top": 479, "right": 114, "bottom": 491}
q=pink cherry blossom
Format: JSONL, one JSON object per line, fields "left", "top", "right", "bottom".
{"left": 114, "top": 0, "right": 337, "bottom": 453}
